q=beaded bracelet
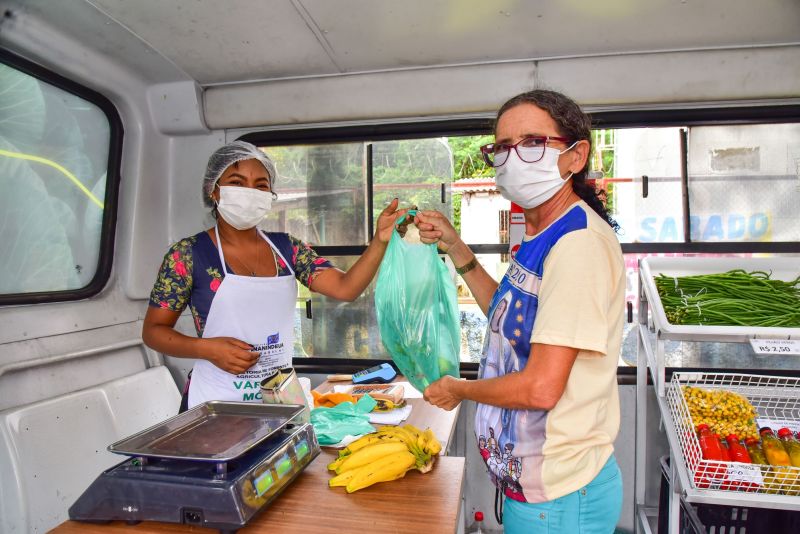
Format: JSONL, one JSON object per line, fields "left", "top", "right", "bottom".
{"left": 455, "top": 256, "right": 478, "bottom": 276}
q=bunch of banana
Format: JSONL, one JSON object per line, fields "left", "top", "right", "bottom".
{"left": 682, "top": 385, "right": 759, "bottom": 440}
{"left": 327, "top": 424, "right": 443, "bottom": 493}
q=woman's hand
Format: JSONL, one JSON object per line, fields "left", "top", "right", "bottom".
{"left": 415, "top": 210, "right": 460, "bottom": 252}
{"left": 423, "top": 375, "right": 463, "bottom": 411}
{"left": 200, "top": 337, "right": 260, "bottom": 375}
{"left": 374, "top": 198, "right": 411, "bottom": 244}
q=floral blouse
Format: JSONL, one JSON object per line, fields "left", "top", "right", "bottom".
{"left": 148, "top": 231, "right": 333, "bottom": 337}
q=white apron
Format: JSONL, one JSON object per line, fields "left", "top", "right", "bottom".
{"left": 188, "top": 227, "right": 297, "bottom": 408}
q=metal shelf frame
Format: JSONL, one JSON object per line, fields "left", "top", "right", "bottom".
{"left": 634, "top": 257, "right": 800, "bottom": 534}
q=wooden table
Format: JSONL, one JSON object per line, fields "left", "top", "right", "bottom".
{"left": 51, "top": 382, "right": 464, "bottom": 534}
{"left": 51, "top": 454, "right": 465, "bottom": 534}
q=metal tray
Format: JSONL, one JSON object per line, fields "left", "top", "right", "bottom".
{"left": 108, "top": 401, "right": 305, "bottom": 461}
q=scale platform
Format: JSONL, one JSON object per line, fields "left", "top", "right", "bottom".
{"left": 69, "top": 402, "right": 320, "bottom": 533}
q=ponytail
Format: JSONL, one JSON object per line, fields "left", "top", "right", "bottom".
{"left": 572, "top": 175, "right": 619, "bottom": 232}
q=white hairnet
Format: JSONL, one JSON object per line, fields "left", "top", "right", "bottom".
{"left": 202, "top": 140, "right": 278, "bottom": 207}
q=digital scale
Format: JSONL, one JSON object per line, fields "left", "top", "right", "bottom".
{"left": 69, "top": 401, "right": 319, "bottom": 534}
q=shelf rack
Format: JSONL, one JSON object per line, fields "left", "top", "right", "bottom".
{"left": 634, "top": 256, "right": 800, "bottom": 534}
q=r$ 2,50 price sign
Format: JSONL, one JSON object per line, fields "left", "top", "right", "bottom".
{"left": 749, "top": 339, "right": 800, "bottom": 355}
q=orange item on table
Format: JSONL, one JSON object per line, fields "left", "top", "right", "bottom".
{"left": 312, "top": 390, "right": 357, "bottom": 408}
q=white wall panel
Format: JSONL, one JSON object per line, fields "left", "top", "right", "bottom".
{"left": 204, "top": 46, "right": 800, "bottom": 129}
{"left": 0, "top": 367, "right": 180, "bottom": 534}
{"left": 92, "top": 0, "right": 339, "bottom": 83}
{"left": 205, "top": 61, "right": 537, "bottom": 128}
{"left": 539, "top": 47, "right": 800, "bottom": 106}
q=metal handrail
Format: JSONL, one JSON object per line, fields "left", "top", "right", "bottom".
{"left": 0, "top": 339, "right": 145, "bottom": 378}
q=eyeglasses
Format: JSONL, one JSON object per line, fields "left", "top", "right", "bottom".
{"left": 480, "top": 135, "right": 572, "bottom": 168}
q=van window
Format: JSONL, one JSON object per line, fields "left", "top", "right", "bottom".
{"left": 0, "top": 56, "right": 120, "bottom": 303}
{"left": 256, "top": 117, "right": 800, "bottom": 366}
{"left": 264, "top": 139, "right": 456, "bottom": 246}
{"left": 605, "top": 127, "right": 685, "bottom": 243}
{"left": 266, "top": 142, "right": 366, "bottom": 246}
{"left": 263, "top": 138, "right": 458, "bottom": 360}
{"left": 688, "top": 123, "right": 800, "bottom": 242}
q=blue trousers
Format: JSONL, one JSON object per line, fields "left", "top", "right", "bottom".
{"left": 503, "top": 455, "right": 623, "bottom": 534}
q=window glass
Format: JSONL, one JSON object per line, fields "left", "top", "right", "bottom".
{"left": 371, "top": 138, "right": 454, "bottom": 220}
{"left": 687, "top": 124, "right": 800, "bottom": 242}
{"left": 302, "top": 256, "right": 380, "bottom": 359}
{"left": 603, "top": 127, "right": 684, "bottom": 243}
{"left": 0, "top": 62, "right": 110, "bottom": 294}
{"left": 281, "top": 137, "right": 457, "bottom": 358}
{"left": 263, "top": 143, "right": 367, "bottom": 246}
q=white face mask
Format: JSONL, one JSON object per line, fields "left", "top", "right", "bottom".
{"left": 215, "top": 185, "right": 272, "bottom": 230}
{"left": 495, "top": 143, "right": 576, "bottom": 209}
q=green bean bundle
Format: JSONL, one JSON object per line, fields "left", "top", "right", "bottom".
{"left": 654, "top": 269, "right": 800, "bottom": 327}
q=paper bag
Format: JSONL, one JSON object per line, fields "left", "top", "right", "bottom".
{"left": 260, "top": 367, "right": 310, "bottom": 423}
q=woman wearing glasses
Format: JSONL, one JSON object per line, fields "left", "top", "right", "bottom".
{"left": 418, "top": 90, "right": 625, "bottom": 533}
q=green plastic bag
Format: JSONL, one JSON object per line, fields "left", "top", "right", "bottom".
{"left": 310, "top": 395, "right": 377, "bottom": 445}
{"left": 375, "top": 211, "right": 461, "bottom": 393}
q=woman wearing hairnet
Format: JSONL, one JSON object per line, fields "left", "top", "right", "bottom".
{"left": 142, "top": 141, "right": 410, "bottom": 410}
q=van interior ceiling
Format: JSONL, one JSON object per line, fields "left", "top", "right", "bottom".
{"left": 1, "top": 0, "right": 799, "bottom": 533}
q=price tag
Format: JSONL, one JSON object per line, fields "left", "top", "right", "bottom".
{"left": 749, "top": 338, "right": 800, "bottom": 355}
{"left": 725, "top": 464, "right": 764, "bottom": 486}
{"left": 756, "top": 418, "right": 800, "bottom": 434}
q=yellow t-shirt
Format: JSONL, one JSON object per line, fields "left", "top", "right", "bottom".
{"left": 475, "top": 200, "right": 624, "bottom": 502}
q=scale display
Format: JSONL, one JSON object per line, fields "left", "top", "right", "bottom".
{"left": 254, "top": 470, "right": 275, "bottom": 497}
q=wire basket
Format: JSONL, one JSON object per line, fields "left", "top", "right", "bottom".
{"left": 667, "top": 372, "right": 800, "bottom": 497}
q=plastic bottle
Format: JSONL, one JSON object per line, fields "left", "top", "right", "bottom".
{"left": 725, "top": 435, "right": 752, "bottom": 463}
{"left": 745, "top": 438, "right": 768, "bottom": 464}
{"left": 725, "top": 434, "right": 757, "bottom": 491}
{"left": 697, "top": 425, "right": 726, "bottom": 460}
{"left": 745, "top": 437, "right": 774, "bottom": 493}
{"left": 716, "top": 434, "right": 731, "bottom": 461}
{"left": 761, "top": 428, "right": 792, "bottom": 466}
{"left": 760, "top": 427, "right": 793, "bottom": 494}
{"left": 776, "top": 428, "right": 800, "bottom": 496}
{"left": 695, "top": 424, "right": 726, "bottom": 488}
{"left": 466, "top": 511, "right": 484, "bottom": 534}
{"left": 713, "top": 434, "right": 738, "bottom": 489}
{"left": 777, "top": 428, "right": 800, "bottom": 467}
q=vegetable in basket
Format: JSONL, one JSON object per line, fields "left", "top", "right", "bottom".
{"left": 655, "top": 270, "right": 800, "bottom": 327}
